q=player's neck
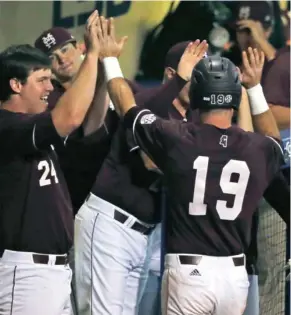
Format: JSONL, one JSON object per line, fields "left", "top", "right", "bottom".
{"left": 57, "top": 75, "right": 75, "bottom": 90}
{"left": 201, "top": 114, "right": 232, "bottom": 129}
{"left": 60, "top": 79, "right": 73, "bottom": 90}
{"left": 1, "top": 99, "right": 28, "bottom": 113}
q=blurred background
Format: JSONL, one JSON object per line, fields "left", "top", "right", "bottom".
{"left": 0, "top": 1, "right": 289, "bottom": 315}
{"left": 0, "top": 0, "right": 289, "bottom": 82}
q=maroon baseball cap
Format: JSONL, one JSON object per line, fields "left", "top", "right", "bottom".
{"left": 164, "top": 41, "right": 191, "bottom": 70}
{"left": 35, "top": 27, "right": 76, "bottom": 54}
{"left": 231, "top": 1, "right": 274, "bottom": 30}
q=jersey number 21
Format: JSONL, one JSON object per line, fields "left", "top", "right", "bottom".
{"left": 189, "top": 156, "right": 250, "bottom": 221}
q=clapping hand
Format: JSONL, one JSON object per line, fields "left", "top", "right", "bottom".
{"left": 177, "top": 40, "right": 209, "bottom": 81}
{"left": 97, "top": 16, "right": 128, "bottom": 60}
{"left": 84, "top": 10, "right": 100, "bottom": 56}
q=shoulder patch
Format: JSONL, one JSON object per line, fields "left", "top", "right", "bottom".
{"left": 140, "top": 113, "right": 157, "bottom": 125}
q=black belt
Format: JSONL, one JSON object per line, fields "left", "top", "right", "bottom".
{"left": 32, "top": 254, "right": 68, "bottom": 265}
{"left": 179, "top": 255, "right": 245, "bottom": 267}
{"left": 114, "top": 210, "right": 153, "bottom": 235}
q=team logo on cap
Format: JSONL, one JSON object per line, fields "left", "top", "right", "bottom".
{"left": 238, "top": 6, "right": 251, "bottom": 19}
{"left": 42, "top": 33, "right": 57, "bottom": 49}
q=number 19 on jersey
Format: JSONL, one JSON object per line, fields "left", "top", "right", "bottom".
{"left": 189, "top": 156, "right": 250, "bottom": 221}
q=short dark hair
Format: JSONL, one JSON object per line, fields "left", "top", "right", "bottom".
{"left": 0, "top": 44, "right": 51, "bottom": 101}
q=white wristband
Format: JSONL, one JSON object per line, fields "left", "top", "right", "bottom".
{"left": 103, "top": 57, "right": 124, "bottom": 82}
{"left": 246, "top": 84, "right": 269, "bottom": 116}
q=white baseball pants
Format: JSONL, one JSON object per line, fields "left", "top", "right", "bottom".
{"left": 0, "top": 250, "right": 72, "bottom": 315}
{"left": 162, "top": 253, "right": 249, "bottom": 315}
{"left": 74, "top": 193, "right": 154, "bottom": 315}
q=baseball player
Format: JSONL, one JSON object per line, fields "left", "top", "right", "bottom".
{"left": 136, "top": 42, "right": 256, "bottom": 315}
{"left": 34, "top": 25, "right": 122, "bottom": 213}
{"left": 0, "top": 10, "right": 101, "bottom": 315}
{"left": 34, "top": 14, "right": 127, "bottom": 314}
{"left": 34, "top": 20, "right": 143, "bottom": 214}
{"left": 103, "top": 47, "right": 284, "bottom": 315}
{"left": 74, "top": 18, "right": 209, "bottom": 315}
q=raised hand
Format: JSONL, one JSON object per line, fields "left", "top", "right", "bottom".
{"left": 98, "top": 16, "right": 128, "bottom": 60}
{"left": 241, "top": 47, "right": 265, "bottom": 89}
{"left": 177, "top": 40, "right": 208, "bottom": 81}
{"left": 236, "top": 20, "right": 266, "bottom": 44}
{"left": 84, "top": 10, "right": 100, "bottom": 56}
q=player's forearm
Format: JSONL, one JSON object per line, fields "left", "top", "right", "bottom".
{"left": 52, "top": 52, "right": 99, "bottom": 137}
{"left": 139, "top": 74, "right": 187, "bottom": 118}
{"left": 269, "top": 104, "right": 290, "bottom": 130}
{"left": 252, "top": 111, "right": 280, "bottom": 139}
{"left": 256, "top": 39, "right": 276, "bottom": 61}
{"left": 107, "top": 78, "right": 136, "bottom": 116}
{"left": 83, "top": 81, "right": 110, "bottom": 136}
{"left": 139, "top": 150, "right": 159, "bottom": 171}
{"left": 103, "top": 57, "right": 136, "bottom": 117}
{"left": 237, "top": 88, "right": 254, "bottom": 132}
{"left": 246, "top": 84, "right": 281, "bottom": 139}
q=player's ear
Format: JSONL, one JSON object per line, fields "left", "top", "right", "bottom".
{"left": 9, "top": 78, "right": 22, "bottom": 94}
{"left": 77, "top": 40, "right": 86, "bottom": 56}
{"left": 164, "top": 67, "right": 176, "bottom": 80}
{"left": 263, "top": 25, "right": 273, "bottom": 39}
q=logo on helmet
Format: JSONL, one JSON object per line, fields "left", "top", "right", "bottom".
{"left": 208, "top": 94, "right": 233, "bottom": 105}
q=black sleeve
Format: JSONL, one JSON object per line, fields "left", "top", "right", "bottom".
{"left": 65, "top": 108, "right": 119, "bottom": 146}
{"left": 123, "top": 107, "right": 181, "bottom": 169}
{"left": 0, "top": 111, "right": 63, "bottom": 157}
{"left": 262, "top": 53, "right": 290, "bottom": 107}
{"left": 135, "top": 74, "right": 187, "bottom": 118}
{"left": 263, "top": 172, "right": 290, "bottom": 226}
{"left": 67, "top": 125, "right": 111, "bottom": 146}
{"left": 264, "top": 136, "right": 285, "bottom": 182}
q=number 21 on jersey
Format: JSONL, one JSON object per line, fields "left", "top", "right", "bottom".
{"left": 189, "top": 156, "right": 250, "bottom": 221}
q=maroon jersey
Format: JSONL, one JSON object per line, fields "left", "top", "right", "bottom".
{"left": 124, "top": 107, "right": 284, "bottom": 256}
{"left": 48, "top": 80, "right": 119, "bottom": 213}
{"left": 91, "top": 76, "right": 190, "bottom": 223}
{"left": 91, "top": 124, "right": 161, "bottom": 224}
{"left": 0, "top": 110, "right": 73, "bottom": 255}
{"left": 262, "top": 47, "right": 290, "bottom": 108}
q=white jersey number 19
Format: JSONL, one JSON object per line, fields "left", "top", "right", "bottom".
{"left": 189, "top": 156, "right": 250, "bottom": 221}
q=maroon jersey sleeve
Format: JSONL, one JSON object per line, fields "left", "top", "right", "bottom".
{"left": 263, "top": 136, "right": 285, "bottom": 182}
{"left": 262, "top": 50, "right": 290, "bottom": 107}
{"left": 135, "top": 74, "right": 187, "bottom": 118}
{"left": 0, "top": 111, "right": 63, "bottom": 157}
{"left": 263, "top": 172, "right": 290, "bottom": 225}
{"left": 123, "top": 107, "right": 182, "bottom": 169}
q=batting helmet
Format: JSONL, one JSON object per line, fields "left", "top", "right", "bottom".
{"left": 189, "top": 56, "right": 242, "bottom": 111}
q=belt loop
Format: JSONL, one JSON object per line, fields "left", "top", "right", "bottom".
{"left": 124, "top": 216, "right": 135, "bottom": 227}
{"left": 48, "top": 255, "right": 56, "bottom": 265}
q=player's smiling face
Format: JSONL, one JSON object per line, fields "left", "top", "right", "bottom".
{"left": 49, "top": 42, "right": 83, "bottom": 82}
{"left": 18, "top": 68, "right": 54, "bottom": 114}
